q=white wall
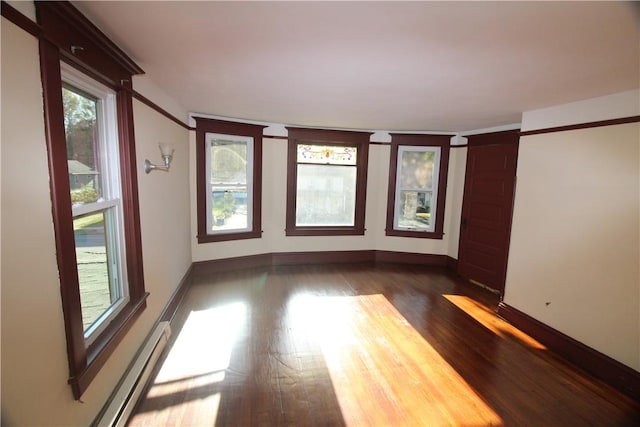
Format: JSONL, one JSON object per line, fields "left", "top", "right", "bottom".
{"left": 1, "top": 16, "right": 192, "bottom": 426}
{"left": 445, "top": 147, "right": 467, "bottom": 259}
{"left": 133, "top": 99, "right": 192, "bottom": 330}
{"left": 2, "top": 17, "right": 73, "bottom": 424}
{"left": 133, "top": 75, "right": 189, "bottom": 124}
{"left": 505, "top": 92, "right": 640, "bottom": 371}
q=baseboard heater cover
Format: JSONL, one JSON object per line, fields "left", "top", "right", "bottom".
{"left": 94, "top": 321, "right": 171, "bottom": 427}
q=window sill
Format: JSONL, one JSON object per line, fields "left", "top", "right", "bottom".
{"left": 69, "top": 292, "right": 149, "bottom": 399}
{"left": 198, "top": 230, "right": 262, "bottom": 244}
{"left": 286, "top": 226, "right": 365, "bottom": 237}
{"left": 385, "top": 229, "right": 444, "bottom": 239}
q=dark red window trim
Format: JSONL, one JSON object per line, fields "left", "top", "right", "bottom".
{"left": 286, "top": 127, "right": 371, "bottom": 236}
{"left": 1, "top": 1, "right": 41, "bottom": 36}
{"left": 36, "top": 1, "right": 147, "bottom": 400}
{"left": 195, "top": 117, "right": 266, "bottom": 243}
{"left": 385, "top": 134, "right": 451, "bottom": 239}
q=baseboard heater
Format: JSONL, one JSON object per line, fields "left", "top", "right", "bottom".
{"left": 93, "top": 321, "right": 171, "bottom": 427}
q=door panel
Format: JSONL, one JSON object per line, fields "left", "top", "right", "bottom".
{"left": 458, "top": 131, "right": 519, "bottom": 294}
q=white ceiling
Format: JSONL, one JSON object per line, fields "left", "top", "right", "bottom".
{"left": 74, "top": 1, "right": 639, "bottom": 132}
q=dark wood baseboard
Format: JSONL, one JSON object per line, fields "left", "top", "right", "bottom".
{"left": 193, "top": 253, "right": 273, "bottom": 277}
{"left": 193, "top": 250, "right": 455, "bottom": 276}
{"left": 375, "top": 251, "right": 448, "bottom": 266}
{"left": 159, "top": 265, "right": 193, "bottom": 323}
{"left": 446, "top": 255, "right": 458, "bottom": 271}
{"left": 497, "top": 302, "right": 640, "bottom": 402}
{"left": 273, "top": 250, "right": 376, "bottom": 265}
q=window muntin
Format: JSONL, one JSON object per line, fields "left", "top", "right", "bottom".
{"left": 286, "top": 127, "right": 370, "bottom": 236}
{"left": 393, "top": 146, "right": 441, "bottom": 233}
{"left": 205, "top": 133, "right": 254, "bottom": 234}
{"left": 62, "top": 69, "right": 129, "bottom": 345}
{"left": 386, "top": 134, "right": 450, "bottom": 239}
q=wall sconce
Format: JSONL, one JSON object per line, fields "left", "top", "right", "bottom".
{"left": 144, "top": 143, "right": 174, "bottom": 174}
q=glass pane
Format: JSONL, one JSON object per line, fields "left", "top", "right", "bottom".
{"left": 63, "top": 86, "right": 102, "bottom": 206}
{"left": 397, "top": 191, "right": 432, "bottom": 230}
{"left": 296, "top": 164, "right": 356, "bottom": 226}
{"left": 74, "top": 211, "right": 119, "bottom": 332}
{"left": 210, "top": 138, "right": 249, "bottom": 231}
{"left": 400, "top": 150, "right": 435, "bottom": 190}
{"left": 297, "top": 144, "right": 357, "bottom": 165}
{"left": 211, "top": 189, "right": 248, "bottom": 230}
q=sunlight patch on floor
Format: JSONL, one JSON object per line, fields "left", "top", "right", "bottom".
{"left": 443, "top": 295, "right": 546, "bottom": 350}
{"left": 127, "top": 302, "right": 246, "bottom": 426}
{"left": 289, "top": 293, "right": 503, "bottom": 426}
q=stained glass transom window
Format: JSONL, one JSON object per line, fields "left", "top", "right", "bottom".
{"left": 297, "top": 144, "right": 357, "bottom": 165}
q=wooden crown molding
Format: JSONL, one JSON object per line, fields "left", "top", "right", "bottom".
{"left": 286, "top": 126, "right": 373, "bottom": 144}
{"left": 388, "top": 133, "right": 452, "bottom": 146}
{"left": 520, "top": 115, "right": 640, "bottom": 137}
{"left": 1, "top": 1, "right": 41, "bottom": 36}
{"left": 36, "top": 1, "right": 144, "bottom": 86}
{"left": 194, "top": 116, "right": 268, "bottom": 135}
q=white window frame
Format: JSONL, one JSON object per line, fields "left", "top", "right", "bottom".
{"left": 393, "top": 145, "right": 441, "bottom": 233}
{"left": 61, "top": 63, "right": 129, "bottom": 346}
{"left": 205, "top": 132, "right": 254, "bottom": 235}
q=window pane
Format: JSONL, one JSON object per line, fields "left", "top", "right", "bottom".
{"left": 296, "top": 164, "right": 356, "bottom": 226}
{"left": 74, "top": 211, "right": 119, "bottom": 332}
{"left": 63, "top": 86, "right": 102, "bottom": 205}
{"left": 209, "top": 138, "right": 250, "bottom": 231}
{"left": 400, "top": 150, "right": 435, "bottom": 189}
{"left": 397, "top": 191, "right": 433, "bottom": 230}
{"left": 297, "top": 144, "right": 357, "bottom": 165}
{"left": 211, "top": 189, "right": 247, "bottom": 230}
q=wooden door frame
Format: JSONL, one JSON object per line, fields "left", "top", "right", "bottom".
{"left": 457, "top": 130, "right": 520, "bottom": 296}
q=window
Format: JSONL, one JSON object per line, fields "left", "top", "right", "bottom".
{"left": 286, "top": 127, "right": 370, "bottom": 236}
{"left": 195, "top": 118, "right": 265, "bottom": 243}
{"left": 62, "top": 66, "right": 129, "bottom": 345}
{"left": 37, "top": 1, "right": 147, "bottom": 399}
{"left": 386, "top": 134, "right": 450, "bottom": 239}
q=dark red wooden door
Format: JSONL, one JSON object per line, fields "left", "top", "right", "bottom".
{"left": 457, "top": 130, "right": 519, "bottom": 294}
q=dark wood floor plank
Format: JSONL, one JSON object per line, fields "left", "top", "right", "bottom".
{"left": 129, "top": 263, "right": 640, "bottom": 426}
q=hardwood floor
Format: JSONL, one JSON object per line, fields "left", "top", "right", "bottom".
{"left": 128, "top": 263, "right": 639, "bottom": 426}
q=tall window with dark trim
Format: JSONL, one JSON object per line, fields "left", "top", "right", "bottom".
{"left": 286, "top": 127, "right": 371, "bottom": 236}
{"left": 37, "top": 2, "right": 147, "bottom": 399}
{"left": 385, "top": 134, "right": 450, "bottom": 239}
{"left": 62, "top": 65, "right": 130, "bottom": 344}
{"left": 195, "top": 118, "right": 265, "bottom": 243}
